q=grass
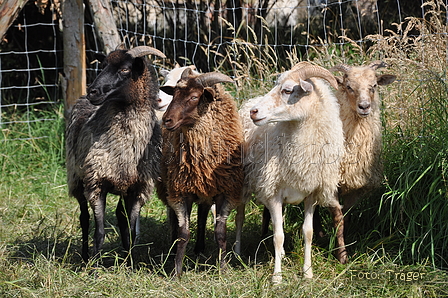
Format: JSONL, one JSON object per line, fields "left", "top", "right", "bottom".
{"left": 1, "top": 103, "right": 447, "bottom": 297}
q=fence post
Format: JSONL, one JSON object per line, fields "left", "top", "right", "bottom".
{"left": 62, "top": 0, "right": 86, "bottom": 117}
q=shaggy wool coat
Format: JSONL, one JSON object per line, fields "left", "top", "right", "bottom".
{"left": 160, "top": 84, "right": 243, "bottom": 207}
{"left": 242, "top": 78, "right": 344, "bottom": 207}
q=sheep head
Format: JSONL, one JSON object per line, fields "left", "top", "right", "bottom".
{"left": 250, "top": 62, "right": 338, "bottom": 126}
{"left": 330, "top": 61, "right": 396, "bottom": 117}
{"left": 86, "top": 46, "right": 166, "bottom": 105}
{"left": 161, "top": 69, "right": 233, "bottom": 131}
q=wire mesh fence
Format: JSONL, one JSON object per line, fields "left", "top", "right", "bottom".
{"left": 0, "top": 0, "right": 438, "bottom": 137}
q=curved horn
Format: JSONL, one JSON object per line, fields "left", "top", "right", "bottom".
{"left": 329, "top": 64, "right": 352, "bottom": 74}
{"left": 127, "top": 46, "right": 166, "bottom": 59}
{"left": 293, "top": 63, "right": 339, "bottom": 90}
{"left": 196, "top": 72, "right": 234, "bottom": 87}
{"left": 368, "top": 60, "right": 387, "bottom": 70}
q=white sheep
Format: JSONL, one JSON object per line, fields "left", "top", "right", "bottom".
{"left": 241, "top": 62, "right": 347, "bottom": 283}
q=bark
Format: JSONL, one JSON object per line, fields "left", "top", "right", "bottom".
{"left": 0, "top": 0, "right": 29, "bottom": 39}
{"left": 87, "top": 0, "right": 120, "bottom": 54}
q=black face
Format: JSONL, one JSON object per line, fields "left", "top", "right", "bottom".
{"left": 86, "top": 50, "right": 144, "bottom": 105}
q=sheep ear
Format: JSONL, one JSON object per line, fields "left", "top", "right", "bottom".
{"left": 181, "top": 68, "right": 194, "bottom": 80}
{"left": 94, "top": 52, "right": 107, "bottom": 64}
{"left": 300, "top": 79, "right": 314, "bottom": 93}
{"left": 115, "top": 43, "right": 126, "bottom": 50}
{"left": 204, "top": 87, "right": 216, "bottom": 101}
{"left": 160, "top": 85, "right": 175, "bottom": 95}
{"left": 334, "top": 76, "right": 343, "bottom": 85}
{"left": 377, "top": 74, "right": 396, "bottom": 86}
{"left": 160, "top": 69, "right": 170, "bottom": 78}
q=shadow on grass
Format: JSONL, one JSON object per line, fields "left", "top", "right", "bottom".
{"left": 5, "top": 205, "right": 288, "bottom": 276}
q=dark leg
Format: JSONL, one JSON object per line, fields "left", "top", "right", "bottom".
{"left": 167, "top": 206, "right": 178, "bottom": 248}
{"left": 89, "top": 188, "right": 107, "bottom": 260}
{"left": 261, "top": 206, "right": 271, "bottom": 237}
{"left": 214, "top": 194, "right": 232, "bottom": 270}
{"left": 75, "top": 188, "right": 90, "bottom": 263}
{"left": 116, "top": 191, "right": 142, "bottom": 252}
{"left": 313, "top": 205, "right": 326, "bottom": 238}
{"left": 194, "top": 202, "right": 212, "bottom": 255}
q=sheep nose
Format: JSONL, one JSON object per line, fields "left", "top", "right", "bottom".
{"left": 163, "top": 117, "right": 172, "bottom": 126}
{"left": 250, "top": 108, "right": 258, "bottom": 120}
{"left": 358, "top": 102, "right": 370, "bottom": 111}
{"left": 88, "top": 88, "right": 99, "bottom": 97}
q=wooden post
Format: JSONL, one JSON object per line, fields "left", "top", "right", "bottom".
{"left": 0, "top": 0, "right": 28, "bottom": 40}
{"left": 62, "top": 0, "right": 86, "bottom": 116}
{"left": 87, "top": 0, "right": 120, "bottom": 54}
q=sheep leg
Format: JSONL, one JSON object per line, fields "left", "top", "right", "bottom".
{"left": 194, "top": 202, "right": 212, "bottom": 255}
{"left": 76, "top": 194, "right": 90, "bottom": 263}
{"left": 89, "top": 188, "right": 107, "bottom": 261}
{"left": 171, "top": 196, "right": 194, "bottom": 277}
{"left": 234, "top": 203, "right": 245, "bottom": 255}
{"left": 328, "top": 204, "right": 348, "bottom": 264}
{"left": 167, "top": 206, "right": 178, "bottom": 250}
{"left": 116, "top": 192, "right": 142, "bottom": 253}
{"left": 214, "top": 194, "right": 231, "bottom": 270}
{"left": 312, "top": 205, "right": 326, "bottom": 238}
{"left": 266, "top": 197, "right": 284, "bottom": 284}
{"left": 261, "top": 206, "right": 271, "bottom": 237}
{"left": 302, "top": 197, "right": 315, "bottom": 279}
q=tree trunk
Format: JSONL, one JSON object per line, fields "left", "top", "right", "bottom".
{"left": 62, "top": 0, "right": 86, "bottom": 116}
{"left": 0, "top": 0, "right": 29, "bottom": 39}
{"left": 87, "top": 0, "right": 120, "bottom": 54}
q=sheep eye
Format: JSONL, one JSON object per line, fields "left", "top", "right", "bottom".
{"left": 346, "top": 85, "right": 353, "bottom": 92}
{"left": 120, "top": 68, "right": 131, "bottom": 74}
{"left": 282, "top": 89, "right": 293, "bottom": 95}
{"left": 189, "top": 96, "right": 198, "bottom": 102}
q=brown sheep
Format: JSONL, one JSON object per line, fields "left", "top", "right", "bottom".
{"left": 159, "top": 69, "right": 244, "bottom": 277}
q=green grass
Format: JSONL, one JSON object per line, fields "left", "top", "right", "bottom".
{"left": 1, "top": 105, "right": 447, "bottom": 296}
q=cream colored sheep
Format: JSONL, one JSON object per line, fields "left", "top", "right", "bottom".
{"left": 241, "top": 62, "right": 347, "bottom": 283}
{"left": 330, "top": 61, "right": 396, "bottom": 225}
